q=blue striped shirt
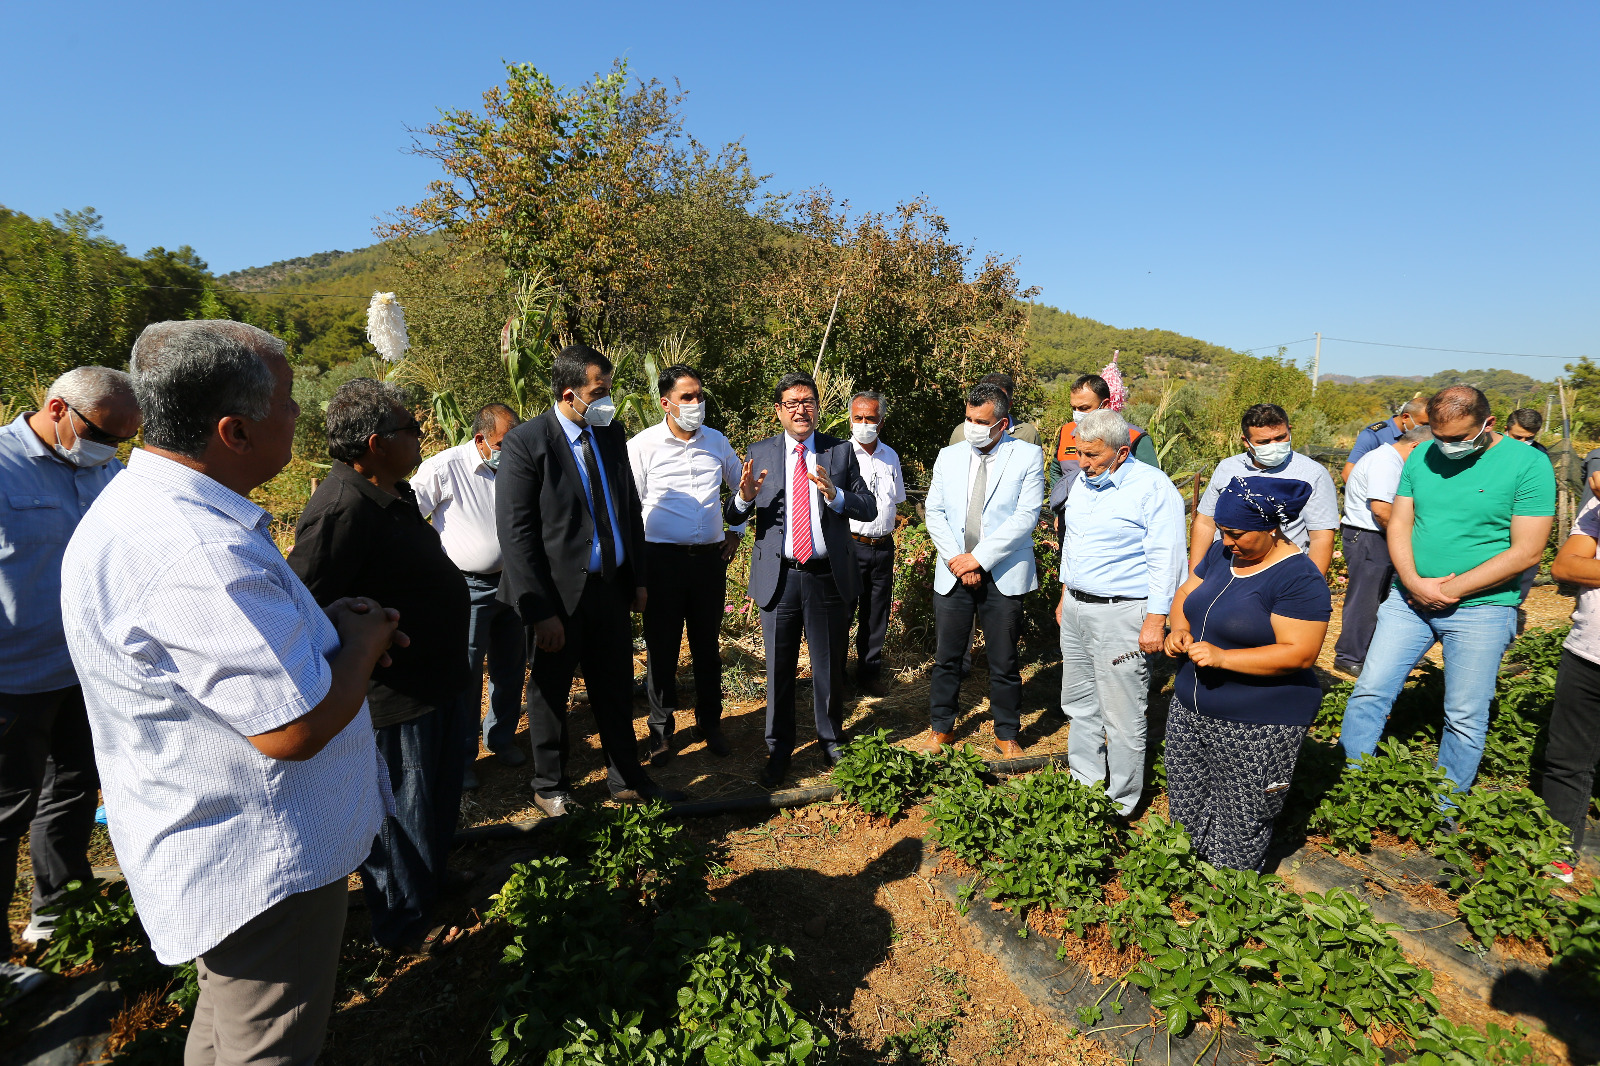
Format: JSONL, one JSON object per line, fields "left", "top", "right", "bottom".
{"left": 0, "top": 414, "right": 123, "bottom": 693}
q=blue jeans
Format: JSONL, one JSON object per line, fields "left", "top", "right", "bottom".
{"left": 361, "top": 697, "right": 468, "bottom": 948}
{"left": 462, "top": 573, "right": 526, "bottom": 762}
{"left": 1339, "top": 592, "right": 1516, "bottom": 792}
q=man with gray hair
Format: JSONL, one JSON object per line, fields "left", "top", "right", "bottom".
{"left": 289, "top": 379, "right": 470, "bottom": 954}
{"left": 1343, "top": 395, "right": 1429, "bottom": 483}
{"left": 1057, "top": 409, "right": 1186, "bottom": 815}
{"left": 845, "top": 390, "right": 905, "bottom": 697}
{"left": 62, "top": 322, "right": 401, "bottom": 1064}
{"left": 0, "top": 366, "right": 138, "bottom": 999}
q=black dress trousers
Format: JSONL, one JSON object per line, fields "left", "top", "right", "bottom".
{"left": 525, "top": 573, "right": 650, "bottom": 796}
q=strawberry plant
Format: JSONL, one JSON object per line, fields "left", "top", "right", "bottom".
{"left": 486, "top": 803, "right": 829, "bottom": 1065}
{"left": 1550, "top": 890, "right": 1600, "bottom": 993}
{"left": 831, "top": 728, "right": 985, "bottom": 817}
{"left": 1308, "top": 738, "right": 1455, "bottom": 851}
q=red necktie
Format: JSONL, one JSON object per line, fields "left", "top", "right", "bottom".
{"left": 791, "top": 442, "right": 814, "bottom": 563}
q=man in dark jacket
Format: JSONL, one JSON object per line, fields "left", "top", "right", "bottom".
{"left": 288, "top": 378, "right": 470, "bottom": 952}
{"left": 728, "top": 372, "right": 876, "bottom": 788}
{"left": 495, "top": 345, "right": 686, "bottom": 817}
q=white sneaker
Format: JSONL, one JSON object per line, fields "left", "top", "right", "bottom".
{"left": 21, "top": 913, "right": 56, "bottom": 943}
{"left": 0, "top": 960, "right": 47, "bottom": 1006}
{"left": 1551, "top": 859, "right": 1577, "bottom": 885}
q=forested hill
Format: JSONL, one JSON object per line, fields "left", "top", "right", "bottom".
{"left": 1022, "top": 302, "right": 1243, "bottom": 385}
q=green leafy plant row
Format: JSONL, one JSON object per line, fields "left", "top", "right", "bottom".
{"left": 830, "top": 728, "right": 987, "bottom": 817}
{"left": 487, "top": 803, "right": 828, "bottom": 1065}
{"left": 911, "top": 767, "right": 1541, "bottom": 1065}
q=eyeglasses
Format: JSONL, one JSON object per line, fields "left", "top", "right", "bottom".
{"left": 379, "top": 417, "right": 423, "bottom": 438}
{"left": 777, "top": 398, "right": 818, "bottom": 413}
{"left": 67, "top": 404, "right": 136, "bottom": 445}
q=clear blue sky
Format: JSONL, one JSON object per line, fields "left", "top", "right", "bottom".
{"left": 3, "top": 1, "right": 1594, "bottom": 378}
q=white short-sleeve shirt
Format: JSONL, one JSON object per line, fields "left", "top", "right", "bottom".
{"left": 60, "top": 450, "right": 391, "bottom": 964}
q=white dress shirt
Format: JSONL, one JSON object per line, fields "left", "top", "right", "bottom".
{"left": 1341, "top": 444, "right": 1406, "bottom": 532}
{"left": 733, "top": 432, "right": 845, "bottom": 559}
{"left": 412, "top": 440, "right": 503, "bottom": 573}
{"left": 627, "top": 420, "right": 746, "bottom": 545}
{"left": 60, "top": 450, "right": 391, "bottom": 964}
{"left": 849, "top": 440, "right": 906, "bottom": 538}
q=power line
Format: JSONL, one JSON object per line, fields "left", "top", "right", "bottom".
{"left": 1321, "top": 336, "right": 1579, "bottom": 362}
{"left": 1242, "top": 337, "right": 1316, "bottom": 353}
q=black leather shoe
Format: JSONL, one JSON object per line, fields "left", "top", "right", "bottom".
{"left": 533, "top": 791, "right": 582, "bottom": 818}
{"left": 859, "top": 676, "right": 889, "bottom": 697}
{"left": 648, "top": 731, "right": 673, "bottom": 766}
{"left": 611, "top": 780, "right": 689, "bottom": 804}
{"left": 758, "top": 758, "right": 791, "bottom": 790}
{"left": 461, "top": 765, "right": 479, "bottom": 791}
{"left": 492, "top": 745, "right": 528, "bottom": 768}
{"left": 700, "top": 727, "right": 731, "bottom": 758}
{"left": 821, "top": 743, "right": 846, "bottom": 768}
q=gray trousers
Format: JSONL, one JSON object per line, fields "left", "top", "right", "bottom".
{"left": 1059, "top": 594, "right": 1149, "bottom": 814}
{"left": 185, "top": 878, "right": 348, "bottom": 1066}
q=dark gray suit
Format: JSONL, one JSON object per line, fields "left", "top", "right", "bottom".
{"left": 495, "top": 409, "right": 651, "bottom": 796}
{"left": 725, "top": 431, "right": 875, "bottom": 763}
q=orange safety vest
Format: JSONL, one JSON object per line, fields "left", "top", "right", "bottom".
{"left": 1055, "top": 421, "right": 1145, "bottom": 465}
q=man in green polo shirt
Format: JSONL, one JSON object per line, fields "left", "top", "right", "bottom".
{"left": 1339, "top": 385, "right": 1555, "bottom": 793}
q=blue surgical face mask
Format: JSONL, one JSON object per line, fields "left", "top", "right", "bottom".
{"left": 1083, "top": 469, "right": 1111, "bottom": 488}
{"left": 485, "top": 448, "right": 501, "bottom": 471}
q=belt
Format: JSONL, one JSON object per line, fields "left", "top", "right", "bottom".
{"left": 784, "top": 556, "right": 833, "bottom": 574}
{"left": 648, "top": 541, "right": 724, "bottom": 557}
{"left": 1340, "top": 523, "right": 1379, "bottom": 535}
{"left": 850, "top": 532, "right": 894, "bottom": 547}
{"left": 1067, "top": 588, "right": 1146, "bottom": 605}
{"left": 461, "top": 569, "right": 501, "bottom": 582}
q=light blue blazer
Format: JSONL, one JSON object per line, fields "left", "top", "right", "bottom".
{"left": 925, "top": 435, "right": 1045, "bottom": 597}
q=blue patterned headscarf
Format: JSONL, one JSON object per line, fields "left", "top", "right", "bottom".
{"left": 1213, "top": 476, "right": 1312, "bottom": 532}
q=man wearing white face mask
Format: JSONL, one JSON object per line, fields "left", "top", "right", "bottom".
{"left": 628, "top": 365, "right": 745, "bottom": 763}
{"left": 1188, "top": 404, "right": 1339, "bottom": 577}
{"left": 0, "top": 366, "right": 139, "bottom": 977}
{"left": 919, "top": 383, "right": 1044, "bottom": 755}
{"left": 497, "top": 345, "right": 686, "bottom": 815}
{"left": 413, "top": 402, "right": 525, "bottom": 790}
{"left": 1340, "top": 386, "right": 1555, "bottom": 795}
{"left": 845, "top": 392, "right": 906, "bottom": 698}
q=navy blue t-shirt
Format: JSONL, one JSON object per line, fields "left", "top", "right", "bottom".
{"left": 1174, "top": 541, "right": 1332, "bottom": 725}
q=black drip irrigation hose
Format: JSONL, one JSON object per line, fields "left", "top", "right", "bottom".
{"left": 453, "top": 751, "right": 1070, "bottom": 842}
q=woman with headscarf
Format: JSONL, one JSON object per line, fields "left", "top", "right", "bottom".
{"left": 1163, "top": 476, "right": 1333, "bottom": 871}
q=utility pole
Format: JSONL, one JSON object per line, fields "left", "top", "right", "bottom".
{"left": 1310, "top": 333, "right": 1322, "bottom": 395}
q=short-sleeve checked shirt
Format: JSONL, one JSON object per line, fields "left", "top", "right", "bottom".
{"left": 60, "top": 449, "right": 391, "bottom": 964}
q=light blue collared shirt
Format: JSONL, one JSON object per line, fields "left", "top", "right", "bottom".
{"left": 555, "top": 407, "right": 627, "bottom": 574}
{"left": 1059, "top": 456, "right": 1187, "bottom": 613}
{"left": 0, "top": 414, "right": 124, "bottom": 693}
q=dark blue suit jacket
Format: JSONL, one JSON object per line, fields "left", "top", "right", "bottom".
{"left": 723, "top": 431, "right": 876, "bottom": 609}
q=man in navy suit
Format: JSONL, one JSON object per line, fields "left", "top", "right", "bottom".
{"left": 726, "top": 372, "right": 876, "bottom": 788}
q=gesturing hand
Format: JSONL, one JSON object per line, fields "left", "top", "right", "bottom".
{"left": 738, "top": 459, "right": 768, "bottom": 502}
{"left": 808, "top": 462, "right": 836, "bottom": 502}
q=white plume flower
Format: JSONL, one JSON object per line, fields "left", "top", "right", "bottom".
{"left": 365, "top": 292, "right": 410, "bottom": 362}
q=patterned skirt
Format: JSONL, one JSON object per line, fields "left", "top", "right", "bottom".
{"left": 1164, "top": 695, "right": 1307, "bottom": 873}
